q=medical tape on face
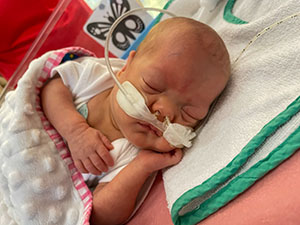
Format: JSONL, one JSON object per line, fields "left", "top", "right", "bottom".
{"left": 116, "top": 81, "right": 196, "bottom": 148}
{"left": 102, "top": 7, "right": 195, "bottom": 148}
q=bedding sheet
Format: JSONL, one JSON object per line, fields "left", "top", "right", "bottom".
{"left": 161, "top": 0, "right": 300, "bottom": 224}
{"left": 128, "top": 149, "right": 300, "bottom": 225}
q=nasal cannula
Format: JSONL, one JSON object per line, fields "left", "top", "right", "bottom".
{"left": 104, "top": 7, "right": 196, "bottom": 148}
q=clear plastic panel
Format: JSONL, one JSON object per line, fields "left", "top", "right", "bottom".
{"left": 0, "top": 0, "right": 104, "bottom": 103}
{"left": 0, "top": 0, "right": 169, "bottom": 104}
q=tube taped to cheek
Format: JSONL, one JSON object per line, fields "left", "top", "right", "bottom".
{"left": 164, "top": 118, "right": 196, "bottom": 148}
{"left": 116, "top": 81, "right": 196, "bottom": 148}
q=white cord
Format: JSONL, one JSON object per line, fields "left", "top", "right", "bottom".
{"left": 197, "top": 11, "right": 300, "bottom": 134}
{"left": 104, "top": 7, "right": 176, "bottom": 98}
{"left": 233, "top": 12, "right": 300, "bottom": 66}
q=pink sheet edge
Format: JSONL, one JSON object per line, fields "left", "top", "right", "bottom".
{"left": 128, "top": 148, "right": 300, "bottom": 225}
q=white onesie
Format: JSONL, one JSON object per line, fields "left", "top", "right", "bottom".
{"left": 51, "top": 56, "right": 140, "bottom": 184}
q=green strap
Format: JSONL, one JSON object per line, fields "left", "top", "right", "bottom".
{"left": 153, "top": 0, "right": 176, "bottom": 24}
{"left": 78, "top": 103, "right": 88, "bottom": 119}
{"left": 171, "top": 95, "right": 300, "bottom": 225}
{"left": 158, "top": 0, "right": 248, "bottom": 25}
{"left": 224, "top": 0, "right": 248, "bottom": 24}
{"left": 157, "top": 0, "right": 248, "bottom": 25}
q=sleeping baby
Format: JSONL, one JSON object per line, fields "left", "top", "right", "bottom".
{"left": 41, "top": 17, "right": 230, "bottom": 225}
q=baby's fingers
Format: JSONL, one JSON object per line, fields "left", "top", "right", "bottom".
{"left": 165, "top": 149, "right": 183, "bottom": 166}
{"left": 89, "top": 153, "right": 108, "bottom": 173}
{"left": 96, "top": 145, "right": 114, "bottom": 167}
{"left": 98, "top": 132, "right": 114, "bottom": 150}
{"left": 74, "top": 160, "right": 88, "bottom": 173}
{"left": 83, "top": 158, "right": 103, "bottom": 175}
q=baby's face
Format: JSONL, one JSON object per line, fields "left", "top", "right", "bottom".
{"left": 110, "top": 49, "right": 229, "bottom": 152}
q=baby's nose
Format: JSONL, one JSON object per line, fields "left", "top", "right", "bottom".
{"left": 153, "top": 110, "right": 165, "bottom": 122}
{"left": 151, "top": 97, "right": 176, "bottom": 122}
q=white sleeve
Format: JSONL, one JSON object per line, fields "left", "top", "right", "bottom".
{"left": 51, "top": 57, "right": 125, "bottom": 108}
{"left": 82, "top": 139, "right": 155, "bottom": 221}
{"left": 99, "top": 139, "right": 139, "bottom": 183}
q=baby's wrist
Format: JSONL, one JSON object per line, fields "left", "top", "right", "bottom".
{"left": 131, "top": 158, "right": 153, "bottom": 176}
{"left": 64, "top": 120, "right": 90, "bottom": 142}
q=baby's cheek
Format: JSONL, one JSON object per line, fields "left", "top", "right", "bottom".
{"left": 124, "top": 132, "right": 146, "bottom": 148}
{"left": 153, "top": 137, "right": 176, "bottom": 152}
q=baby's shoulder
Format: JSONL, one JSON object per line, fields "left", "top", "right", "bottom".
{"left": 75, "top": 56, "right": 126, "bottom": 68}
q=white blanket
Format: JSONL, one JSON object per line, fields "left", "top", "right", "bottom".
{"left": 0, "top": 48, "right": 95, "bottom": 225}
{"left": 163, "top": 0, "right": 300, "bottom": 224}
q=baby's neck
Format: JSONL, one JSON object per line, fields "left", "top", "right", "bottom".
{"left": 87, "top": 88, "right": 123, "bottom": 141}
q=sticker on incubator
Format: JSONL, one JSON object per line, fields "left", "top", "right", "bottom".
{"left": 83, "top": 0, "right": 153, "bottom": 57}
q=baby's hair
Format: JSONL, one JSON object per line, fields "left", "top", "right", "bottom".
{"left": 135, "top": 17, "right": 230, "bottom": 78}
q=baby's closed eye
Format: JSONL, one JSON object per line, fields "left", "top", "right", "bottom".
{"left": 181, "top": 109, "right": 198, "bottom": 123}
{"left": 141, "top": 79, "right": 162, "bottom": 94}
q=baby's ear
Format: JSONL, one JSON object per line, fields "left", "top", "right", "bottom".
{"left": 119, "top": 50, "right": 136, "bottom": 75}
{"left": 127, "top": 50, "right": 136, "bottom": 65}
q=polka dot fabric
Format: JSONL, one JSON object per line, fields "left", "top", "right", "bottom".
{"left": 0, "top": 47, "right": 95, "bottom": 225}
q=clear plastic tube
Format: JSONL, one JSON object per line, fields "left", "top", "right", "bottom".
{"left": 104, "top": 7, "right": 197, "bottom": 148}
{"left": 104, "top": 7, "right": 176, "bottom": 98}
{"left": 104, "top": 7, "right": 176, "bottom": 133}
{"left": 196, "top": 0, "right": 220, "bottom": 22}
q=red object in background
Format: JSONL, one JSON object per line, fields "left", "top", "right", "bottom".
{"left": 36, "top": 0, "right": 110, "bottom": 58}
{"left": 0, "top": 0, "right": 59, "bottom": 80}
{"left": 0, "top": 0, "right": 112, "bottom": 81}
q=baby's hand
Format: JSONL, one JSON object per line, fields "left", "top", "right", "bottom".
{"left": 134, "top": 148, "right": 183, "bottom": 175}
{"left": 65, "top": 124, "right": 114, "bottom": 175}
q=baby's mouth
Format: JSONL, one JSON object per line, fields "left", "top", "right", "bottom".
{"left": 138, "top": 121, "right": 163, "bottom": 137}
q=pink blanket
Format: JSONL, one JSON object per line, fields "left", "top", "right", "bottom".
{"left": 129, "top": 148, "right": 300, "bottom": 225}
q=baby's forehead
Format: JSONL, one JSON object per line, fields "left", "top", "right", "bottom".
{"left": 144, "top": 66, "right": 208, "bottom": 100}
{"left": 141, "top": 52, "right": 209, "bottom": 82}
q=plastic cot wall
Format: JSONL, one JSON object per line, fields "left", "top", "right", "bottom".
{"left": 0, "top": 0, "right": 111, "bottom": 96}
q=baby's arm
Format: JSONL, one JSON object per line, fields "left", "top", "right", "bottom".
{"left": 91, "top": 148, "right": 183, "bottom": 225}
{"left": 41, "top": 75, "right": 114, "bottom": 174}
